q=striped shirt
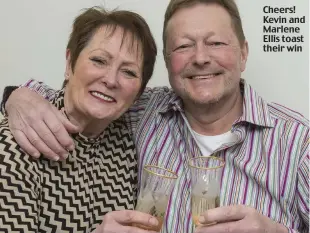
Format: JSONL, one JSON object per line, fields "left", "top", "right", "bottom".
{"left": 25, "top": 79, "right": 309, "bottom": 233}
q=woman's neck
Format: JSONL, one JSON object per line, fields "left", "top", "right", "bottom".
{"left": 64, "top": 91, "right": 110, "bottom": 138}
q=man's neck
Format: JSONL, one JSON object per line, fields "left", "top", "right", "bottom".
{"left": 184, "top": 89, "right": 243, "bottom": 136}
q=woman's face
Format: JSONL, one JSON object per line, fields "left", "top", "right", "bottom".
{"left": 65, "top": 26, "right": 143, "bottom": 123}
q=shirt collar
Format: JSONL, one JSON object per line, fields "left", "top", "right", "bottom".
{"left": 158, "top": 79, "right": 274, "bottom": 128}
{"left": 158, "top": 94, "right": 184, "bottom": 113}
{"left": 238, "top": 79, "right": 274, "bottom": 127}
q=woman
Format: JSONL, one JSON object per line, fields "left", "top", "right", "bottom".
{"left": 0, "top": 7, "right": 159, "bottom": 233}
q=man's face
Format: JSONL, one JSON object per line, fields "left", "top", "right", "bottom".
{"left": 165, "top": 3, "right": 248, "bottom": 107}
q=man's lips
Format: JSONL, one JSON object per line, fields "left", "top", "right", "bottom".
{"left": 188, "top": 72, "right": 223, "bottom": 80}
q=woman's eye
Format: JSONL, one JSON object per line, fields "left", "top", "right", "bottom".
{"left": 123, "top": 69, "right": 137, "bottom": 78}
{"left": 91, "top": 57, "right": 106, "bottom": 65}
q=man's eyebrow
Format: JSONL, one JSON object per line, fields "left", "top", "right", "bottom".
{"left": 180, "top": 31, "right": 216, "bottom": 39}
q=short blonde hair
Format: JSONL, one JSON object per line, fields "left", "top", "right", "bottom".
{"left": 163, "top": 0, "right": 245, "bottom": 55}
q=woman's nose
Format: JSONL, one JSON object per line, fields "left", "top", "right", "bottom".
{"left": 101, "top": 67, "right": 118, "bottom": 89}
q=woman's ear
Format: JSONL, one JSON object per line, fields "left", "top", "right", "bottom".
{"left": 64, "top": 49, "right": 72, "bottom": 79}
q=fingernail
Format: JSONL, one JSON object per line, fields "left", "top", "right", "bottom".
{"left": 62, "top": 153, "right": 69, "bottom": 159}
{"left": 67, "top": 144, "right": 75, "bottom": 151}
{"left": 198, "top": 215, "right": 205, "bottom": 223}
{"left": 53, "top": 156, "right": 59, "bottom": 161}
{"left": 149, "top": 217, "right": 158, "bottom": 226}
{"left": 33, "top": 152, "right": 40, "bottom": 158}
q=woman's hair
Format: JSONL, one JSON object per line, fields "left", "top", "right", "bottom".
{"left": 64, "top": 6, "right": 157, "bottom": 95}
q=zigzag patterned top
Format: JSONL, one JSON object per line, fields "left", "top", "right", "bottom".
{"left": 0, "top": 90, "right": 137, "bottom": 232}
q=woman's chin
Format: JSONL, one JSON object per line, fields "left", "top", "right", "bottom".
{"left": 83, "top": 104, "right": 124, "bottom": 122}
{"left": 89, "top": 113, "right": 111, "bottom": 121}
{"left": 88, "top": 109, "right": 120, "bottom": 122}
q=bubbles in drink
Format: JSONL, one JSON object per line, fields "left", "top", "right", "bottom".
{"left": 192, "top": 178, "right": 220, "bottom": 196}
{"left": 191, "top": 194, "right": 220, "bottom": 227}
{"left": 134, "top": 191, "right": 169, "bottom": 231}
{"left": 189, "top": 156, "right": 224, "bottom": 228}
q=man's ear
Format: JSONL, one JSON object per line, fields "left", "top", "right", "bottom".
{"left": 240, "top": 41, "right": 249, "bottom": 72}
{"left": 163, "top": 49, "right": 169, "bottom": 68}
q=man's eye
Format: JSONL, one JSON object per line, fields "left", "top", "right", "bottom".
{"left": 174, "top": 44, "right": 191, "bottom": 51}
{"left": 210, "top": 42, "right": 225, "bottom": 46}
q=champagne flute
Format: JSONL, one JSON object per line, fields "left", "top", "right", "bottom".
{"left": 189, "top": 156, "right": 225, "bottom": 227}
{"left": 133, "top": 165, "right": 178, "bottom": 231}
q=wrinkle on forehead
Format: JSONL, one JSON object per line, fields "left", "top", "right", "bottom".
{"left": 166, "top": 3, "right": 241, "bottom": 50}
{"left": 101, "top": 25, "right": 143, "bottom": 61}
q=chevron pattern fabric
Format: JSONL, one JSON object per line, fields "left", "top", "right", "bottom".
{"left": 0, "top": 90, "right": 138, "bottom": 232}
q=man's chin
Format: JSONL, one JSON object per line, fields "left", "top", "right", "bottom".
{"left": 193, "top": 99, "right": 220, "bottom": 106}
{"left": 184, "top": 93, "right": 222, "bottom": 107}
{"left": 194, "top": 90, "right": 221, "bottom": 100}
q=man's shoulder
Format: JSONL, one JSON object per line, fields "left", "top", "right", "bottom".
{"left": 142, "top": 86, "right": 175, "bottom": 98}
{"left": 134, "top": 86, "right": 177, "bottom": 107}
{"left": 245, "top": 81, "right": 308, "bottom": 128}
{"left": 267, "top": 102, "right": 309, "bottom": 128}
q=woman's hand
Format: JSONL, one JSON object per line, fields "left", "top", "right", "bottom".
{"left": 6, "top": 87, "right": 79, "bottom": 160}
{"left": 93, "top": 210, "right": 159, "bottom": 233}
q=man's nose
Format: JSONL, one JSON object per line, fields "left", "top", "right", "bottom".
{"left": 193, "top": 44, "right": 211, "bottom": 66}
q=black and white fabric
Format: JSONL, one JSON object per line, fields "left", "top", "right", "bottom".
{"left": 0, "top": 90, "right": 137, "bottom": 232}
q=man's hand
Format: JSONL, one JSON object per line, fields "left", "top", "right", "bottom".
{"left": 93, "top": 210, "right": 159, "bottom": 233}
{"left": 6, "top": 87, "right": 79, "bottom": 161}
{"left": 194, "top": 205, "right": 289, "bottom": 233}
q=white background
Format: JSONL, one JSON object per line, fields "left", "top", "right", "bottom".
{"left": 0, "top": 0, "right": 308, "bottom": 117}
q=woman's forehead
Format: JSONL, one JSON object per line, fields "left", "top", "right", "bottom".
{"left": 91, "top": 25, "right": 143, "bottom": 57}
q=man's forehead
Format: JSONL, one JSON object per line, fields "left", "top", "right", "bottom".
{"left": 166, "top": 5, "right": 234, "bottom": 37}
{"left": 175, "top": 4, "right": 228, "bottom": 21}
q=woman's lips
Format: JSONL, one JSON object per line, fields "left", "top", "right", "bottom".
{"left": 89, "top": 91, "right": 116, "bottom": 102}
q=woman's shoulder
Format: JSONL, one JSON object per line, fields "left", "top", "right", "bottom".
{"left": 0, "top": 118, "right": 14, "bottom": 140}
{"left": 0, "top": 118, "right": 41, "bottom": 175}
{"left": 104, "top": 120, "right": 135, "bottom": 148}
{"left": 0, "top": 118, "right": 41, "bottom": 198}
{"left": 50, "top": 89, "right": 65, "bottom": 110}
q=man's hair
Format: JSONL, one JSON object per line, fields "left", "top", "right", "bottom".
{"left": 63, "top": 7, "right": 157, "bottom": 95}
{"left": 162, "top": 0, "right": 245, "bottom": 55}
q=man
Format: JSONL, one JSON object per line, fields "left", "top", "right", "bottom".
{"left": 3, "top": 0, "right": 309, "bottom": 232}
